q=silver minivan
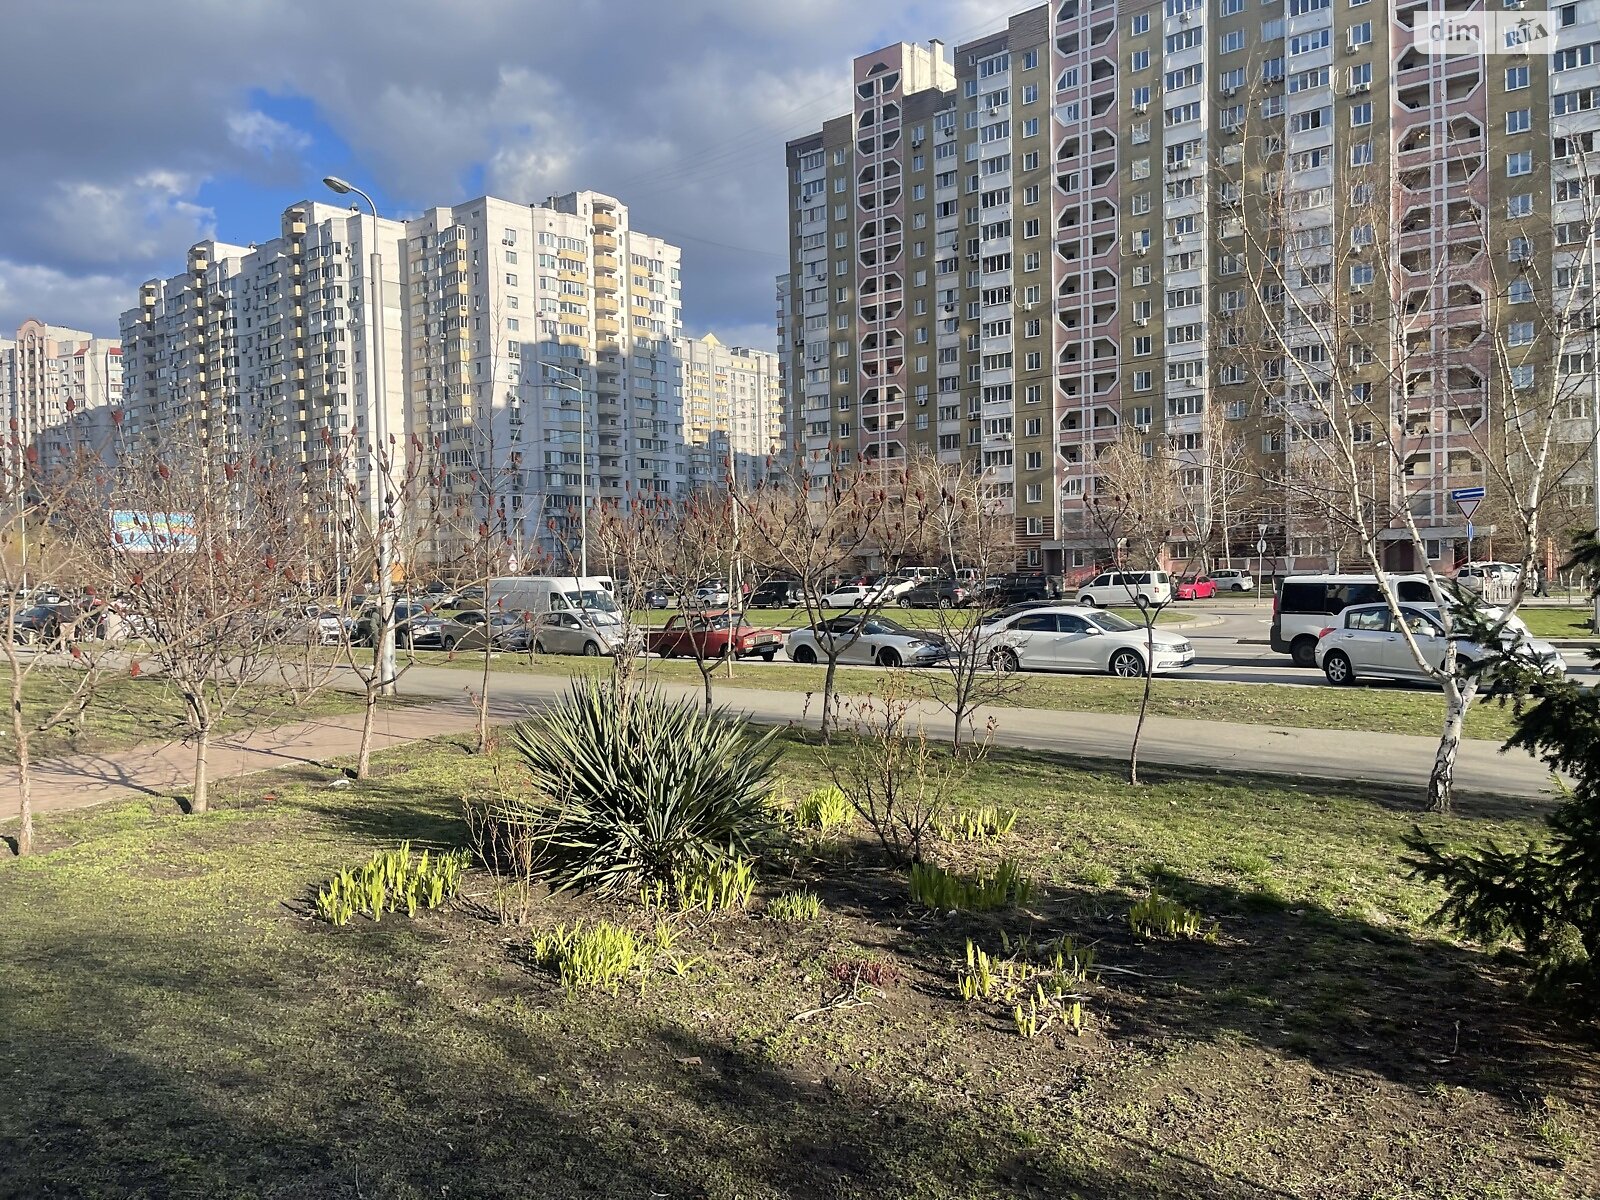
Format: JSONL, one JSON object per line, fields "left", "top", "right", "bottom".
{"left": 1315, "top": 603, "right": 1565, "bottom": 685}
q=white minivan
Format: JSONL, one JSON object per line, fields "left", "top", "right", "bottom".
{"left": 1270, "top": 573, "right": 1438, "bottom": 667}
{"left": 1075, "top": 570, "right": 1172, "bottom": 608}
{"left": 485, "top": 576, "right": 624, "bottom": 627}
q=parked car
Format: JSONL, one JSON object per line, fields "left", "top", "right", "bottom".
{"left": 1075, "top": 570, "right": 1173, "bottom": 608}
{"left": 1315, "top": 602, "right": 1565, "bottom": 686}
{"left": 898, "top": 577, "right": 970, "bottom": 608}
{"left": 975, "top": 572, "right": 1060, "bottom": 606}
{"left": 1454, "top": 562, "right": 1521, "bottom": 596}
{"left": 1210, "top": 569, "right": 1256, "bottom": 593}
{"left": 10, "top": 602, "right": 87, "bottom": 645}
{"left": 620, "top": 579, "right": 670, "bottom": 609}
{"left": 820, "top": 582, "right": 890, "bottom": 609}
{"left": 353, "top": 602, "right": 444, "bottom": 649}
{"left": 987, "top": 605, "right": 1195, "bottom": 678}
{"left": 748, "top": 579, "right": 806, "bottom": 609}
{"left": 443, "top": 611, "right": 535, "bottom": 652}
{"left": 784, "top": 615, "right": 950, "bottom": 668}
{"left": 691, "top": 579, "right": 732, "bottom": 607}
{"left": 646, "top": 610, "right": 785, "bottom": 661}
{"left": 275, "top": 605, "right": 350, "bottom": 646}
{"left": 528, "top": 610, "right": 635, "bottom": 657}
{"left": 1271, "top": 573, "right": 1438, "bottom": 667}
{"left": 1174, "top": 575, "right": 1217, "bottom": 601}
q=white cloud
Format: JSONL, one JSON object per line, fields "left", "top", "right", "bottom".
{"left": 35, "top": 172, "right": 215, "bottom": 269}
{"left": 0, "top": 259, "right": 136, "bottom": 337}
{"left": 225, "top": 110, "right": 311, "bottom": 157}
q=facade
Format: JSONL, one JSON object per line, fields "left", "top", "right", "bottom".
{"left": 784, "top": 4, "right": 1600, "bottom": 574}
{"left": 122, "top": 191, "right": 684, "bottom": 563}
{"left": 677, "top": 332, "right": 782, "bottom": 491}
{"left": 1, "top": 319, "right": 123, "bottom": 477}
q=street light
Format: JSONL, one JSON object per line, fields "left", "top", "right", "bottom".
{"left": 539, "top": 360, "right": 590, "bottom": 576}
{"left": 324, "top": 175, "right": 397, "bottom": 696}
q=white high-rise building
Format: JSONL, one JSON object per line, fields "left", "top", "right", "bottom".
{"left": 677, "top": 333, "right": 781, "bottom": 492}
{"left": 1, "top": 319, "right": 123, "bottom": 478}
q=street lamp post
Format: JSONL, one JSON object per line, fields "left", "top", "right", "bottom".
{"left": 323, "top": 175, "right": 397, "bottom": 695}
{"left": 540, "top": 360, "right": 589, "bottom": 576}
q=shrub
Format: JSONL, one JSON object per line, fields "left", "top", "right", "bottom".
{"left": 503, "top": 680, "right": 778, "bottom": 894}
{"left": 768, "top": 888, "right": 822, "bottom": 923}
{"left": 909, "top": 859, "right": 1035, "bottom": 912}
{"left": 530, "top": 921, "right": 645, "bottom": 994}
{"left": 939, "top": 805, "right": 1018, "bottom": 843}
{"left": 794, "top": 785, "right": 850, "bottom": 832}
{"left": 313, "top": 843, "right": 469, "bottom": 926}
{"left": 1128, "top": 891, "right": 1217, "bottom": 941}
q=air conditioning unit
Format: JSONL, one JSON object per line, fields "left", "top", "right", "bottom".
{"left": 1223, "top": 87, "right": 1238, "bottom": 98}
{"left": 1133, "top": 316, "right": 1149, "bottom": 327}
{"left": 1135, "top": 245, "right": 1149, "bottom": 256}
{"left": 1350, "top": 80, "right": 1370, "bottom": 94}
{"left": 1169, "top": 235, "right": 1184, "bottom": 243}
{"left": 1344, "top": 41, "right": 1359, "bottom": 54}
{"left": 1180, "top": 10, "right": 1190, "bottom": 21}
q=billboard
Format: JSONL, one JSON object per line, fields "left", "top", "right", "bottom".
{"left": 110, "top": 510, "right": 198, "bottom": 553}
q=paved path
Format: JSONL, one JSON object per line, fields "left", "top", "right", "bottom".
{"left": 0, "top": 663, "right": 1559, "bottom": 825}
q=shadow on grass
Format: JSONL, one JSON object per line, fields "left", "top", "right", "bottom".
{"left": 2, "top": 924, "right": 1295, "bottom": 1200}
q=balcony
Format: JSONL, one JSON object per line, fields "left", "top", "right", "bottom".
{"left": 593, "top": 210, "right": 618, "bottom": 232}
{"left": 595, "top": 274, "right": 619, "bottom": 293}
{"left": 594, "top": 232, "right": 617, "bottom": 252}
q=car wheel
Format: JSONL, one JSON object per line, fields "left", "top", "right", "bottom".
{"left": 441, "top": 636, "right": 456, "bottom": 652}
{"left": 1323, "top": 651, "right": 1354, "bottom": 686}
{"left": 1080, "top": 594, "right": 1097, "bottom": 607}
{"left": 760, "top": 650, "right": 778, "bottom": 662}
{"left": 878, "top": 647, "right": 903, "bottom": 668}
{"left": 937, "top": 597, "right": 953, "bottom": 609}
{"left": 990, "top": 647, "right": 1020, "bottom": 674}
{"left": 1109, "top": 649, "right": 1146, "bottom": 678}
{"left": 532, "top": 639, "right": 546, "bottom": 655}
{"left": 898, "top": 597, "right": 912, "bottom": 608}
{"left": 1290, "top": 636, "right": 1318, "bottom": 669}
{"left": 792, "top": 644, "right": 817, "bottom": 665}
{"left": 582, "top": 641, "right": 601, "bottom": 657}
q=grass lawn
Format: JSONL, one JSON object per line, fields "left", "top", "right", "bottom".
{"left": 1519, "top": 607, "right": 1599, "bottom": 640}
{"left": 1, "top": 731, "right": 1593, "bottom": 1198}
{"left": 403, "top": 649, "right": 1522, "bottom": 741}
{"left": 4, "top": 668, "right": 369, "bottom": 763}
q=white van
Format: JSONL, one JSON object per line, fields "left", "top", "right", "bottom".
{"left": 1270, "top": 573, "right": 1439, "bottom": 667}
{"left": 486, "top": 576, "right": 624, "bottom": 627}
{"left": 1075, "top": 570, "right": 1172, "bottom": 608}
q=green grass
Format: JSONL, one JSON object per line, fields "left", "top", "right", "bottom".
{"left": 402, "top": 649, "right": 1519, "bottom": 741}
{"left": 1517, "top": 607, "right": 1598, "bottom": 640}
{"left": 1, "top": 732, "right": 1590, "bottom": 1198}
{"left": 3, "top": 668, "right": 369, "bottom": 763}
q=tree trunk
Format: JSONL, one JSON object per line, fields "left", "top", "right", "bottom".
{"left": 191, "top": 725, "right": 211, "bottom": 815}
{"left": 12, "top": 677, "right": 31, "bottom": 857}
{"left": 702, "top": 662, "right": 714, "bottom": 714}
{"left": 1428, "top": 679, "right": 1472, "bottom": 813}
{"left": 356, "top": 684, "right": 378, "bottom": 781}
{"left": 1129, "top": 623, "right": 1157, "bottom": 786}
{"left": 821, "top": 656, "right": 840, "bottom": 737}
{"left": 477, "top": 640, "right": 492, "bottom": 754}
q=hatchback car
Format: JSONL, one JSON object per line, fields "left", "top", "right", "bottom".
{"left": 1211, "top": 569, "right": 1256, "bottom": 593}
{"left": 820, "top": 582, "right": 892, "bottom": 609}
{"left": 1174, "top": 576, "right": 1217, "bottom": 601}
{"left": 987, "top": 606, "right": 1194, "bottom": 678}
{"left": 1315, "top": 602, "right": 1565, "bottom": 686}
{"left": 898, "top": 577, "right": 969, "bottom": 608}
{"left": 784, "top": 616, "right": 949, "bottom": 668}
{"left": 530, "top": 610, "right": 634, "bottom": 657}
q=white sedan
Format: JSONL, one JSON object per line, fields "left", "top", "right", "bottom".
{"left": 986, "top": 605, "right": 1195, "bottom": 678}
{"left": 784, "top": 616, "right": 951, "bottom": 668}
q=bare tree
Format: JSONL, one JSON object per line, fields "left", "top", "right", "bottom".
{"left": 1210, "top": 66, "right": 1598, "bottom": 810}
{"left": 0, "top": 432, "right": 116, "bottom": 855}
{"left": 96, "top": 437, "right": 306, "bottom": 814}
{"left": 900, "top": 449, "right": 1021, "bottom": 750}
{"left": 737, "top": 451, "right": 931, "bottom": 734}
{"left": 1085, "top": 430, "right": 1183, "bottom": 785}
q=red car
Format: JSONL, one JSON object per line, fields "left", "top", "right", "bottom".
{"left": 1175, "top": 575, "right": 1217, "bottom": 601}
{"left": 644, "top": 610, "right": 786, "bottom": 661}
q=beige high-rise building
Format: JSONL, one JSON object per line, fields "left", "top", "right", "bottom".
{"left": 785, "top": 4, "right": 1600, "bottom": 575}
{"left": 122, "top": 190, "right": 685, "bottom": 565}
{"left": 677, "top": 333, "right": 781, "bottom": 491}
{"left": 1, "top": 319, "right": 123, "bottom": 477}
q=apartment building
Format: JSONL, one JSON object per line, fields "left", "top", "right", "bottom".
{"left": 122, "top": 191, "right": 684, "bottom": 564}
{"left": 677, "top": 332, "right": 782, "bottom": 491}
{"left": 121, "top": 202, "right": 407, "bottom": 512}
{"left": 1, "top": 319, "right": 123, "bottom": 477}
{"left": 784, "top": 2, "right": 1600, "bottom": 574}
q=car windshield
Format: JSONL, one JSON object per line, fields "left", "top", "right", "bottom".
{"left": 863, "top": 618, "right": 908, "bottom": 635}
{"left": 1085, "top": 611, "right": 1139, "bottom": 633}
{"left": 568, "top": 589, "right": 618, "bottom": 613}
{"left": 20, "top": 606, "right": 52, "bottom": 619}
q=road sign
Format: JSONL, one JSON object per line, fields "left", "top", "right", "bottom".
{"left": 1256, "top": 539, "right": 1267, "bottom": 554}
{"left": 1451, "top": 486, "right": 1485, "bottom": 523}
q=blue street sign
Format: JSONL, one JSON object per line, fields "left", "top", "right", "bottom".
{"left": 1451, "top": 486, "right": 1485, "bottom": 525}
{"left": 1450, "top": 486, "right": 1486, "bottom": 502}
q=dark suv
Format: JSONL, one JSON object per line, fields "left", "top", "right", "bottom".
{"left": 898, "top": 577, "right": 970, "bottom": 608}
{"left": 748, "top": 579, "right": 806, "bottom": 608}
{"left": 977, "top": 573, "right": 1061, "bottom": 606}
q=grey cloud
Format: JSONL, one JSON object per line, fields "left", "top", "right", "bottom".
{"left": 0, "top": 0, "right": 1021, "bottom": 342}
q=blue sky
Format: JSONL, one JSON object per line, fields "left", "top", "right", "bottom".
{"left": 0, "top": 0, "right": 1017, "bottom": 351}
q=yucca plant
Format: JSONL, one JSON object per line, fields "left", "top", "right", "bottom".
{"left": 504, "top": 680, "right": 779, "bottom": 894}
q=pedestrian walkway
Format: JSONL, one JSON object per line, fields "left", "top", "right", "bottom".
{"left": 0, "top": 665, "right": 1562, "bottom": 824}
